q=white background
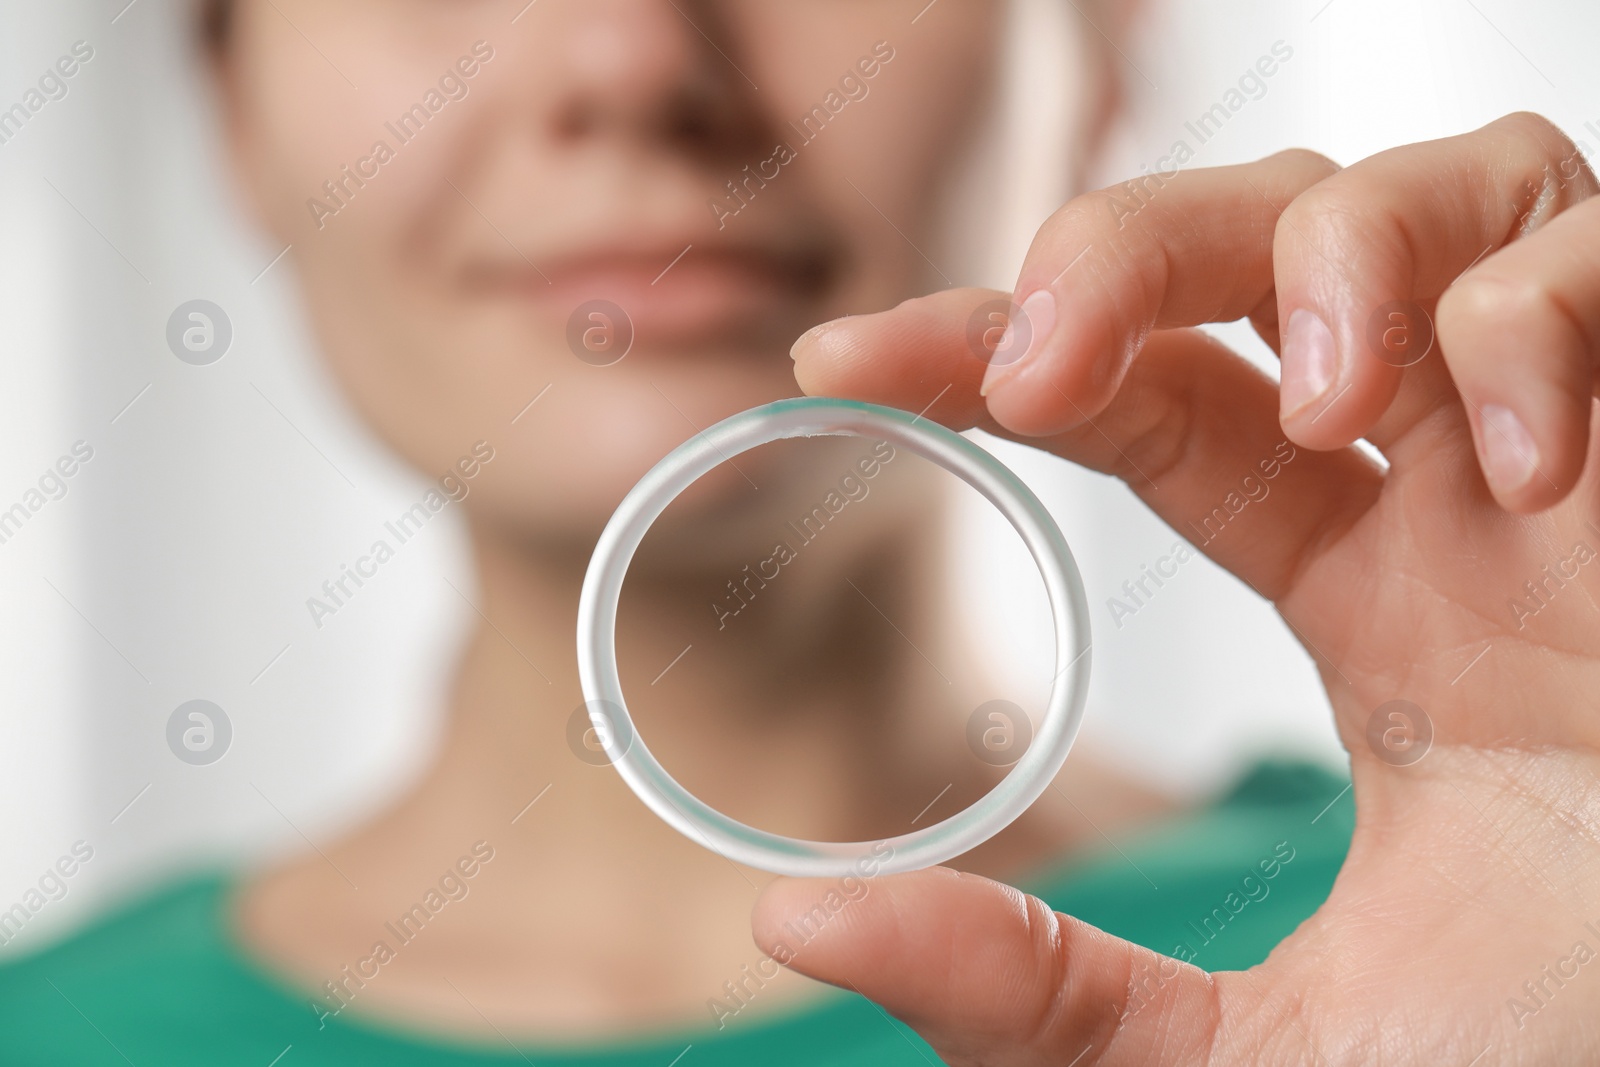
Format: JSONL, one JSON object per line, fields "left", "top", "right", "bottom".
{"left": 1, "top": 0, "right": 1595, "bottom": 950}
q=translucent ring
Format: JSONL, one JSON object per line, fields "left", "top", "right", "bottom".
{"left": 576, "top": 396, "right": 1091, "bottom": 878}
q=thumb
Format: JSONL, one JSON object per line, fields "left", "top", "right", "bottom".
{"left": 752, "top": 867, "right": 1228, "bottom": 1067}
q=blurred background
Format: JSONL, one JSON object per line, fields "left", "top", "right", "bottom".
{"left": 2, "top": 0, "right": 1595, "bottom": 951}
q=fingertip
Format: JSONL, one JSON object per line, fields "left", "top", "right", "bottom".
{"left": 755, "top": 866, "right": 1228, "bottom": 1065}
{"left": 789, "top": 314, "right": 877, "bottom": 397}
{"left": 1277, "top": 306, "right": 1358, "bottom": 448}
{"left": 984, "top": 384, "right": 1094, "bottom": 438}
{"left": 1438, "top": 274, "right": 1593, "bottom": 512}
{"left": 749, "top": 877, "right": 825, "bottom": 959}
{"left": 981, "top": 284, "right": 1119, "bottom": 437}
{"left": 1278, "top": 308, "right": 1339, "bottom": 425}
{"left": 789, "top": 288, "right": 1009, "bottom": 407}
{"left": 751, "top": 868, "right": 975, "bottom": 980}
{"left": 979, "top": 287, "right": 1057, "bottom": 397}
{"left": 1466, "top": 401, "right": 1583, "bottom": 513}
{"left": 788, "top": 320, "right": 836, "bottom": 363}
{"left": 789, "top": 334, "right": 834, "bottom": 396}
{"left": 1470, "top": 403, "right": 1545, "bottom": 507}
{"left": 1276, "top": 302, "right": 1406, "bottom": 452}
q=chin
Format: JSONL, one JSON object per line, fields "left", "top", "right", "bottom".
{"left": 461, "top": 379, "right": 801, "bottom": 548}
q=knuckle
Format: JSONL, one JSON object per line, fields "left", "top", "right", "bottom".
{"left": 1276, "top": 180, "right": 1411, "bottom": 269}
{"left": 1264, "top": 146, "right": 1342, "bottom": 184}
{"left": 1441, "top": 272, "right": 1582, "bottom": 347}
{"left": 1014, "top": 903, "right": 1127, "bottom": 1059}
{"left": 1437, "top": 273, "right": 1512, "bottom": 332}
{"left": 1060, "top": 187, "right": 1146, "bottom": 242}
{"left": 1491, "top": 112, "right": 1598, "bottom": 208}
{"left": 1018, "top": 894, "right": 1078, "bottom": 1045}
{"left": 1038, "top": 190, "right": 1170, "bottom": 329}
{"left": 1493, "top": 110, "right": 1577, "bottom": 156}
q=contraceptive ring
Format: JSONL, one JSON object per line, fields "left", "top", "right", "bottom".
{"left": 576, "top": 396, "right": 1091, "bottom": 878}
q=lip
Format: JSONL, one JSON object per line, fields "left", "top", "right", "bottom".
{"left": 464, "top": 238, "right": 837, "bottom": 347}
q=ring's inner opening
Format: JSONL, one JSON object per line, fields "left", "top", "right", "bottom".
{"left": 611, "top": 429, "right": 1057, "bottom": 861}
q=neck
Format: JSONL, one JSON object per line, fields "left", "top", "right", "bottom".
{"left": 236, "top": 498, "right": 1177, "bottom": 1038}
{"left": 432, "top": 505, "right": 961, "bottom": 854}
{"left": 350, "top": 505, "right": 976, "bottom": 1014}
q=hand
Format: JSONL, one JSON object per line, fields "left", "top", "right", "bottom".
{"left": 759, "top": 113, "right": 1600, "bottom": 1064}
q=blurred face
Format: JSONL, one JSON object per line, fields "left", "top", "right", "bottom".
{"left": 220, "top": 0, "right": 1001, "bottom": 549}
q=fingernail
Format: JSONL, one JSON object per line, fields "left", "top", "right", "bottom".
{"left": 993, "top": 321, "right": 1016, "bottom": 359}
{"left": 981, "top": 288, "right": 1056, "bottom": 397}
{"left": 1280, "top": 308, "right": 1337, "bottom": 419}
{"left": 1477, "top": 404, "right": 1539, "bottom": 493}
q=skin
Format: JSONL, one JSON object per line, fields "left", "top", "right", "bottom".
{"left": 772, "top": 116, "right": 1600, "bottom": 1063}
{"left": 214, "top": 0, "right": 1170, "bottom": 1043}
{"left": 209, "top": 1, "right": 1600, "bottom": 1059}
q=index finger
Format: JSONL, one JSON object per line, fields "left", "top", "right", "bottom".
{"left": 978, "top": 150, "right": 1339, "bottom": 437}
{"left": 793, "top": 288, "right": 1381, "bottom": 604}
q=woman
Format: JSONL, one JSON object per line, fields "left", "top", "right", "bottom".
{"left": 4, "top": 1, "right": 1599, "bottom": 1064}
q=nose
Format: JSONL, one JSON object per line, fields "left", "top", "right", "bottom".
{"left": 534, "top": 0, "right": 758, "bottom": 153}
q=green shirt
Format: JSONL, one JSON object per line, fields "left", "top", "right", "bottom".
{"left": 0, "top": 761, "right": 1352, "bottom": 1065}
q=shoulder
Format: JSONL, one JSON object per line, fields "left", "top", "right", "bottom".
{"left": 0, "top": 873, "right": 226, "bottom": 995}
{"left": 0, "top": 872, "right": 321, "bottom": 1063}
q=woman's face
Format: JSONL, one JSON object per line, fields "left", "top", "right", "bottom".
{"left": 220, "top": 0, "right": 1001, "bottom": 546}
